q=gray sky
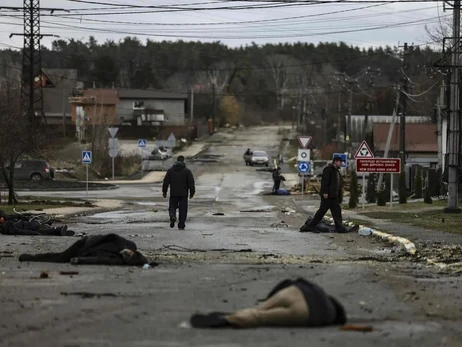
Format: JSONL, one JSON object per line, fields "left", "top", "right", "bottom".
{"left": 0, "top": 0, "right": 447, "bottom": 51}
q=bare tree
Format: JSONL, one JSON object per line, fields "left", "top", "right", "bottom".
{"left": 264, "top": 54, "right": 297, "bottom": 110}
{"left": 0, "top": 81, "right": 46, "bottom": 204}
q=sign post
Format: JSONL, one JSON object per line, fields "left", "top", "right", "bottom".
{"left": 356, "top": 158, "right": 401, "bottom": 208}
{"left": 354, "top": 141, "right": 374, "bottom": 209}
{"left": 82, "top": 151, "right": 92, "bottom": 200}
{"left": 296, "top": 135, "right": 312, "bottom": 196}
{"left": 138, "top": 139, "right": 147, "bottom": 178}
{"left": 297, "top": 161, "right": 311, "bottom": 196}
{"left": 108, "top": 127, "right": 119, "bottom": 181}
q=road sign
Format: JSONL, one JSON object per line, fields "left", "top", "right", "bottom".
{"left": 297, "top": 149, "right": 311, "bottom": 161}
{"left": 108, "top": 127, "right": 119, "bottom": 138}
{"left": 108, "top": 138, "right": 118, "bottom": 149}
{"left": 82, "top": 151, "right": 92, "bottom": 164}
{"left": 297, "top": 136, "right": 312, "bottom": 149}
{"left": 109, "top": 148, "right": 118, "bottom": 158}
{"left": 138, "top": 139, "right": 147, "bottom": 148}
{"left": 356, "top": 158, "right": 401, "bottom": 173}
{"left": 332, "top": 153, "right": 347, "bottom": 168}
{"left": 354, "top": 140, "right": 374, "bottom": 158}
{"left": 297, "top": 161, "right": 311, "bottom": 174}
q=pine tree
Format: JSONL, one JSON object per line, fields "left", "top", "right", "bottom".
{"left": 349, "top": 171, "right": 359, "bottom": 208}
{"left": 414, "top": 166, "right": 423, "bottom": 199}
{"left": 399, "top": 171, "right": 407, "bottom": 204}
{"left": 366, "top": 173, "right": 377, "bottom": 203}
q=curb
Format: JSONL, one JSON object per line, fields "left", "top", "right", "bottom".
{"left": 323, "top": 216, "right": 417, "bottom": 255}
{"left": 15, "top": 185, "right": 119, "bottom": 192}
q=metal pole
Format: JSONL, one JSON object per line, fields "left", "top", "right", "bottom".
{"left": 301, "top": 175, "right": 304, "bottom": 196}
{"left": 390, "top": 174, "right": 393, "bottom": 208}
{"left": 400, "top": 43, "right": 408, "bottom": 173}
{"left": 362, "top": 173, "right": 366, "bottom": 209}
{"left": 112, "top": 157, "right": 115, "bottom": 181}
{"left": 377, "top": 89, "right": 400, "bottom": 189}
{"left": 190, "top": 86, "right": 194, "bottom": 125}
{"left": 347, "top": 87, "right": 353, "bottom": 153}
{"left": 140, "top": 148, "right": 144, "bottom": 178}
{"left": 446, "top": 0, "right": 461, "bottom": 213}
{"left": 86, "top": 164, "right": 88, "bottom": 200}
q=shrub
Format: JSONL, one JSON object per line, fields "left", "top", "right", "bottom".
{"left": 399, "top": 171, "right": 407, "bottom": 204}
{"left": 349, "top": 171, "right": 359, "bottom": 208}
{"left": 366, "top": 173, "right": 377, "bottom": 203}
{"left": 414, "top": 166, "right": 423, "bottom": 199}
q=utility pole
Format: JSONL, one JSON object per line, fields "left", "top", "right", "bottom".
{"left": 364, "top": 67, "right": 380, "bottom": 139}
{"left": 9, "top": 0, "right": 55, "bottom": 124}
{"left": 211, "top": 82, "right": 216, "bottom": 125}
{"left": 446, "top": 0, "right": 461, "bottom": 213}
{"left": 189, "top": 86, "right": 194, "bottom": 125}
{"left": 399, "top": 43, "right": 410, "bottom": 173}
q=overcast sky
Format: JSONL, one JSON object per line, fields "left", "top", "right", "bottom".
{"left": 0, "top": 0, "right": 448, "bottom": 51}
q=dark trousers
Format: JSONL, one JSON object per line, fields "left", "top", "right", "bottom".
{"left": 4, "top": 221, "right": 63, "bottom": 236}
{"left": 307, "top": 198, "right": 343, "bottom": 230}
{"left": 273, "top": 180, "right": 281, "bottom": 192}
{"left": 169, "top": 196, "right": 188, "bottom": 228}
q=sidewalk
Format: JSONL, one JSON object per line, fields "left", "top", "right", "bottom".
{"left": 91, "top": 142, "right": 208, "bottom": 185}
{"left": 27, "top": 199, "right": 124, "bottom": 217}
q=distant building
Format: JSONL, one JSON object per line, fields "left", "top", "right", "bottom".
{"left": 117, "top": 89, "right": 188, "bottom": 126}
{"left": 347, "top": 114, "right": 432, "bottom": 151}
{"left": 39, "top": 69, "right": 82, "bottom": 125}
{"left": 68, "top": 89, "right": 119, "bottom": 142}
{"left": 372, "top": 122, "right": 438, "bottom": 168}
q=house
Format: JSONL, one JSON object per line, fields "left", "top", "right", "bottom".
{"left": 40, "top": 69, "right": 82, "bottom": 125}
{"left": 348, "top": 114, "right": 432, "bottom": 151}
{"left": 68, "top": 89, "right": 119, "bottom": 141}
{"left": 116, "top": 89, "right": 188, "bottom": 127}
{"left": 372, "top": 122, "right": 438, "bottom": 168}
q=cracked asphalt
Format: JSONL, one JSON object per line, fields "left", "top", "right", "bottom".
{"left": 1, "top": 126, "right": 462, "bottom": 347}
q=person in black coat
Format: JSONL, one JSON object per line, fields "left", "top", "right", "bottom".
{"left": 162, "top": 155, "right": 196, "bottom": 230}
{"left": 300, "top": 156, "right": 344, "bottom": 232}
{"left": 18, "top": 234, "right": 149, "bottom": 266}
{"left": 0, "top": 211, "right": 74, "bottom": 236}
{"left": 190, "top": 277, "right": 346, "bottom": 328}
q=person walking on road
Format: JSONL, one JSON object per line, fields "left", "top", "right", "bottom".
{"left": 272, "top": 167, "right": 285, "bottom": 192}
{"left": 300, "top": 156, "right": 344, "bottom": 233}
{"left": 162, "top": 155, "right": 196, "bottom": 230}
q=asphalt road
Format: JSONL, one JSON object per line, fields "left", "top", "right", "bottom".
{"left": 1, "top": 126, "right": 462, "bottom": 347}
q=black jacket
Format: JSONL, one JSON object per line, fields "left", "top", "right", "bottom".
{"left": 163, "top": 161, "right": 196, "bottom": 197}
{"left": 266, "top": 278, "right": 347, "bottom": 327}
{"left": 320, "top": 163, "right": 343, "bottom": 200}
{"left": 19, "top": 234, "right": 148, "bottom": 266}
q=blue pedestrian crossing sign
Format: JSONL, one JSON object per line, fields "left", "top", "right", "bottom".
{"left": 138, "top": 139, "right": 147, "bottom": 148}
{"left": 333, "top": 153, "right": 347, "bottom": 168}
{"left": 82, "top": 151, "right": 92, "bottom": 164}
{"left": 298, "top": 161, "right": 311, "bottom": 174}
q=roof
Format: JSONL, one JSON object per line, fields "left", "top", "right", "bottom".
{"left": 42, "top": 69, "right": 78, "bottom": 88}
{"left": 349, "top": 114, "right": 432, "bottom": 145}
{"left": 373, "top": 123, "right": 437, "bottom": 152}
{"left": 117, "top": 88, "right": 188, "bottom": 100}
{"left": 73, "top": 89, "right": 120, "bottom": 105}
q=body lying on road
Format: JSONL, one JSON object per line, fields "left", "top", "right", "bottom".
{"left": 18, "top": 234, "right": 151, "bottom": 266}
{"left": 0, "top": 219, "right": 74, "bottom": 236}
{"left": 300, "top": 217, "right": 359, "bottom": 234}
{"left": 190, "top": 277, "right": 346, "bottom": 328}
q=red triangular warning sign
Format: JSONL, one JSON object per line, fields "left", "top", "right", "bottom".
{"left": 297, "top": 136, "right": 312, "bottom": 149}
{"left": 354, "top": 140, "right": 374, "bottom": 158}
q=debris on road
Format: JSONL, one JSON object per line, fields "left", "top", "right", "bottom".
{"left": 59, "top": 271, "right": 79, "bottom": 276}
{"left": 39, "top": 271, "right": 49, "bottom": 279}
{"left": 60, "top": 292, "right": 117, "bottom": 298}
{"left": 270, "top": 221, "right": 289, "bottom": 228}
{"left": 341, "top": 325, "right": 374, "bottom": 332}
{"left": 213, "top": 213, "right": 225, "bottom": 216}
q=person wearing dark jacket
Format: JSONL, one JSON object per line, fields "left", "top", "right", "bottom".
{"left": 272, "top": 167, "right": 285, "bottom": 192}
{"left": 300, "top": 156, "right": 344, "bottom": 232}
{"left": 18, "top": 234, "right": 149, "bottom": 266}
{"left": 0, "top": 211, "right": 74, "bottom": 236}
{"left": 162, "top": 155, "right": 196, "bottom": 230}
{"left": 190, "top": 277, "right": 346, "bottom": 328}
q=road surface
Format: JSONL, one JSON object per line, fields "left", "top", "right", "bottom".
{"left": 1, "top": 126, "right": 461, "bottom": 347}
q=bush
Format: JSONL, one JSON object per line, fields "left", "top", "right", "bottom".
{"left": 424, "top": 178, "right": 433, "bottom": 204}
{"left": 349, "top": 171, "right": 359, "bottom": 208}
{"left": 366, "top": 173, "right": 377, "bottom": 203}
{"left": 414, "top": 166, "right": 423, "bottom": 199}
{"left": 377, "top": 189, "right": 386, "bottom": 206}
{"left": 399, "top": 171, "right": 407, "bottom": 204}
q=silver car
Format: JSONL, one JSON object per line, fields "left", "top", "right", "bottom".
{"left": 250, "top": 151, "right": 269, "bottom": 166}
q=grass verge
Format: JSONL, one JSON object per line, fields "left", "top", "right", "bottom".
{"left": 342, "top": 200, "right": 447, "bottom": 212}
{"left": 360, "top": 209, "right": 462, "bottom": 235}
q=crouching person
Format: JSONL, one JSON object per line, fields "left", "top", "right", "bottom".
{"left": 190, "top": 277, "right": 346, "bottom": 328}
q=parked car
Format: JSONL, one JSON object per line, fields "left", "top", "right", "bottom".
{"left": 2, "top": 160, "right": 54, "bottom": 181}
{"left": 250, "top": 151, "right": 269, "bottom": 167}
{"left": 148, "top": 147, "right": 168, "bottom": 161}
